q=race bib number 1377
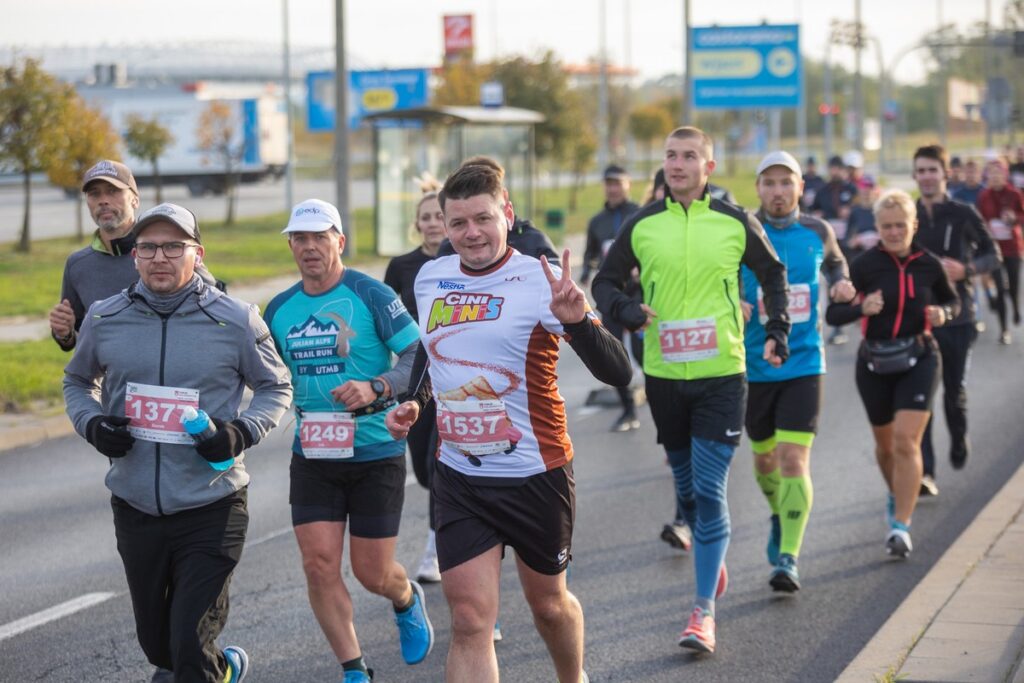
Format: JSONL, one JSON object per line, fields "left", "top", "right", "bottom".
{"left": 124, "top": 382, "right": 199, "bottom": 445}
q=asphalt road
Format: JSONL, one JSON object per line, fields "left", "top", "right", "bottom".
{"left": 0, "top": 178, "right": 373, "bottom": 244}
{"left": 1, "top": 327, "right": 1022, "bottom": 682}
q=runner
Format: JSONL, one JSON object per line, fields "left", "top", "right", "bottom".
{"left": 386, "top": 160, "right": 632, "bottom": 683}
{"left": 810, "top": 155, "right": 858, "bottom": 345}
{"left": 977, "top": 158, "right": 1024, "bottom": 345}
{"left": 384, "top": 183, "right": 446, "bottom": 585}
{"left": 264, "top": 199, "right": 433, "bottom": 683}
{"left": 740, "top": 151, "right": 854, "bottom": 592}
{"left": 912, "top": 145, "right": 999, "bottom": 496}
{"left": 826, "top": 190, "right": 959, "bottom": 558}
{"left": 593, "top": 126, "right": 791, "bottom": 653}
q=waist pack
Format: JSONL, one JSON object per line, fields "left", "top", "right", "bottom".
{"left": 861, "top": 336, "right": 925, "bottom": 375}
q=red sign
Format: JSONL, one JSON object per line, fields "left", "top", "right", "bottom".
{"left": 444, "top": 14, "right": 474, "bottom": 57}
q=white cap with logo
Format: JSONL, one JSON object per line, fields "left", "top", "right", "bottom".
{"left": 282, "top": 199, "right": 343, "bottom": 234}
{"left": 756, "top": 150, "right": 803, "bottom": 178}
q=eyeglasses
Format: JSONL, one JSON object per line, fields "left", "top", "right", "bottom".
{"left": 135, "top": 241, "right": 198, "bottom": 259}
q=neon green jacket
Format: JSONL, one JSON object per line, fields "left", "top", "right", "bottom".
{"left": 593, "top": 190, "right": 790, "bottom": 380}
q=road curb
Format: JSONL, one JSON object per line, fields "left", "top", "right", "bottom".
{"left": 835, "top": 458, "right": 1024, "bottom": 682}
{"left": 0, "top": 414, "right": 75, "bottom": 454}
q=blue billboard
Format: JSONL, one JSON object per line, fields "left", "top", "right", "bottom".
{"left": 691, "top": 24, "right": 802, "bottom": 110}
{"left": 306, "top": 68, "right": 430, "bottom": 131}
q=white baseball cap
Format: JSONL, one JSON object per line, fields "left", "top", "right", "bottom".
{"left": 842, "top": 150, "right": 864, "bottom": 169}
{"left": 282, "top": 199, "right": 343, "bottom": 234}
{"left": 756, "top": 150, "right": 802, "bottom": 178}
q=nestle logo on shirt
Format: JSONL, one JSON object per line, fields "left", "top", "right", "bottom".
{"left": 437, "top": 280, "right": 465, "bottom": 290}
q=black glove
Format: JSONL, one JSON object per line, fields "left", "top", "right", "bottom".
{"left": 766, "top": 330, "right": 790, "bottom": 363}
{"left": 86, "top": 415, "right": 135, "bottom": 458}
{"left": 195, "top": 418, "right": 253, "bottom": 463}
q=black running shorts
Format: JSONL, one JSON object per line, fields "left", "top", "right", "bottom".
{"left": 289, "top": 454, "right": 406, "bottom": 538}
{"left": 745, "top": 375, "right": 823, "bottom": 442}
{"left": 644, "top": 373, "right": 748, "bottom": 448}
{"left": 432, "top": 460, "right": 575, "bottom": 576}
{"left": 854, "top": 343, "right": 941, "bottom": 426}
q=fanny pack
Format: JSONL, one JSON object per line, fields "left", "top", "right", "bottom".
{"left": 861, "top": 336, "right": 924, "bottom": 375}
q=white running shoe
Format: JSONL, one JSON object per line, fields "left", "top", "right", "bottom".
{"left": 885, "top": 527, "right": 913, "bottom": 558}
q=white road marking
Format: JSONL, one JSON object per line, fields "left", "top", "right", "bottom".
{"left": 0, "top": 592, "right": 117, "bottom": 643}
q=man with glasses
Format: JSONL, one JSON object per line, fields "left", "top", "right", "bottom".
{"left": 49, "top": 160, "right": 222, "bottom": 351}
{"left": 64, "top": 202, "right": 293, "bottom": 683}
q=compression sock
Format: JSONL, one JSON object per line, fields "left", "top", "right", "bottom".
{"left": 754, "top": 464, "right": 781, "bottom": 516}
{"left": 691, "top": 437, "right": 735, "bottom": 608}
{"left": 342, "top": 656, "right": 370, "bottom": 675}
{"left": 394, "top": 583, "right": 416, "bottom": 612}
{"left": 778, "top": 474, "right": 814, "bottom": 557}
{"left": 666, "top": 448, "right": 696, "bottom": 527}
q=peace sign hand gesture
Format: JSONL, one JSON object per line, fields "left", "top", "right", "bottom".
{"left": 540, "top": 248, "right": 587, "bottom": 324}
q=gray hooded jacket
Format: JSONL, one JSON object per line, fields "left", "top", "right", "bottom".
{"left": 64, "top": 276, "right": 293, "bottom": 515}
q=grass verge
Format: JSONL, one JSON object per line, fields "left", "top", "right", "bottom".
{"left": 0, "top": 339, "right": 72, "bottom": 411}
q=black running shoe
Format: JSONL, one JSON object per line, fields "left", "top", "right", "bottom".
{"left": 950, "top": 438, "right": 969, "bottom": 470}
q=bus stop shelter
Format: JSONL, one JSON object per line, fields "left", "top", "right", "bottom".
{"left": 364, "top": 105, "right": 544, "bottom": 256}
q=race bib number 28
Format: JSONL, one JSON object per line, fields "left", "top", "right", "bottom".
{"left": 124, "top": 382, "right": 199, "bottom": 445}
{"left": 758, "top": 283, "right": 812, "bottom": 324}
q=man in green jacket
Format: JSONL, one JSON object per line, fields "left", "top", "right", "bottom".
{"left": 593, "top": 126, "right": 790, "bottom": 654}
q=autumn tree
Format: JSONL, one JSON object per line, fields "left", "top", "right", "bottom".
{"left": 433, "top": 60, "right": 490, "bottom": 106}
{"left": 628, "top": 104, "right": 674, "bottom": 175}
{"left": 197, "top": 100, "right": 245, "bottom": 225}
{"left": 0, "top": 58, "right": 73, "bottom": 252}
{"left": 45, "top": 96, "right": 121, "bottom": 239}
{"left": 124, "top": 114, "right": 173, "bottom": 203}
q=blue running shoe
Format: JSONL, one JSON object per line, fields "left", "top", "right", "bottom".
{"left": 766, "top": 514, "right": 781, "bottom": 567}
{"left": 769, "top": 553, "right": 801, "bottom": 593}
{"left": 886, "top": 493, "right": 896, "bottom": 528}
{"left": 343, "top": 668, "right": 373, "bottom": 682}
{"left": 223, "top": 646, "right": 248, "bottom": 682}
{"left": 394, "top": 580, "right": 434, "bottom": 664}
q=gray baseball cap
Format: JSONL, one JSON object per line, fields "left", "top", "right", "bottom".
{"left": 756, "top": 150, "right": 803, "bottom": 177}
{"left": 82, "top": 160, "right": 139, "bottom": 195}
{"left": 132, "top": 203, "right": 201, "bottom": 243}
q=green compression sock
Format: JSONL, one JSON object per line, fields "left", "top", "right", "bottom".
{"left": 754, "top": 466, "right": 781, "bottom": 516}
{"left": 779, "top": 474, "right": 813, "bottom": 557}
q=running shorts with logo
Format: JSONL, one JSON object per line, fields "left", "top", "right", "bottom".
{"left": 855, "top": 341, "right": 941, "bottom": 426}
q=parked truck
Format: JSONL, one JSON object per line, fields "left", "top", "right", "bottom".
{"left": 79, "top": 82, "right": 288, "bottom": 196}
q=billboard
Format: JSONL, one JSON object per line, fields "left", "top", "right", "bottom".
{"left": 444, "top": 14, "right": 474, "bottom": 58}
{"left": 306, "top": 69, "right": 430, "bottom": 131}
{"left": 691, "top": 24, "right": 802, "bottom": 109}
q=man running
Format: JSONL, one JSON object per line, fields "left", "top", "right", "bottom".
{"left": 386, "top": 160, "right": 632, "bottom": 683}
{"left": 740, "top": 152, "right": 854, "bottom": 592}
{"left": 593, "top": 126, "right": 790, "bottom": 653}
{"left": 912, "top": 145, "right": 999, "bottom": 496}
{"left": 264, "top": 200, "right": 433, "bottom": 682}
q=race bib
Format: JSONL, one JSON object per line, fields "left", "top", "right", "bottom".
{"left": 125, "top": 382, "right": 199, "bottom": 444}
{"left": 991, "top": 219, "right": 1012, "bottom": 241}
{"left": 299, "top": 412, "right": 355, "bottom": 459}
{"left": 658, "top": 318, "right": 719, "bottom": 362}
{"left": 758, "top": 283, "right": 812, "bottom": 324}
{"left": 831, "top": 218, "right": 848, "bottom": 240}
{"left": 802, "top": 189, "right": 817, "bottom": 208}
{"left": 601, "top": 238, "right": 616, "bottom": 259}
{"left": 437, "top": 399, "right": 519, "bottom": 457}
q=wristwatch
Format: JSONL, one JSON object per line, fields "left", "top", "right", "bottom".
{"left": 370, "top": 378, "right": 387, "bottom": 398}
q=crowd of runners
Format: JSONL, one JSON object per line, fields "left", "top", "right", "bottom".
{"left": 50, "top": 124, "right": 1022, "bottom": 681}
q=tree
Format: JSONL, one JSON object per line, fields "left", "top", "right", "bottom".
{"left": 197, "top": 100, "right": 245, "bottom": 225}
{"left": 433, "top": 60, "right": 490, "bottom": 106}
{"left": 124, "top": 114, "right": 173, "bottom": 203}
{"left": 0, "top": 58, "right": 73, "bottom": 252}
{"left": 628, "top": 104, "right": 674, "bottom": 174}
{"left": 45, "top": 96, "right": 121, "bottom": 239}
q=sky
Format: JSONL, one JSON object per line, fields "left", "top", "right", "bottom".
{"left": 1, "top": 0, "right": 991, "bottom": 85}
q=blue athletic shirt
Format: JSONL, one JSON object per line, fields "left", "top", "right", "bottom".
{"left": 741, "top": 211, "right": 848, "bottom": 382}
{"left": 264, "top": 268, "right": 420, "bottom": 461}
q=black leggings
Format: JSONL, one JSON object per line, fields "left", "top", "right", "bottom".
{"left": 921, "top": 324, "right": 977, "bottom": 477}
{"left": 994, "top": 256, "right": 1022, "bottom": 331}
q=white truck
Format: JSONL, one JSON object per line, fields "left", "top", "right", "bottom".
{"left": 78, "top": 83, "right": 288, "bottom": 196}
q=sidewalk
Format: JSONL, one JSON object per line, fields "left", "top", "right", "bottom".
{"left": 837, "top": 459, "right": 1024, "bottom": 683}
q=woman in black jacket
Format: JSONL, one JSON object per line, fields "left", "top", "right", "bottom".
{"left": 826, "top": 189, "right": 959, "bottom": 559}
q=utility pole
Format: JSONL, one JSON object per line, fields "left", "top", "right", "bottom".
{"left": 597, "top": 0, "right": 609, "bottom": 169}
{"left": 853, "top": 0, "right": 864, "bottom": 153}
{"left": 682, "top": 0, "right": 692, "bottom": 124}
{"left": 282, "top": 0, "right": 295, "bottom": 213}
{"left": 334, "top": 0, "right": 353, "bottom": 254}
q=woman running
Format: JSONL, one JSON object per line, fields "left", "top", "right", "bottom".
{"left": 977, "top": 158, "right": 1024, "bottom": 344}
{"left": 826, "top": 189, "right": 959, "bottom": 558}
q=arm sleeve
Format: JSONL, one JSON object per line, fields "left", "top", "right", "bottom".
{"left": 820, "top": 222, "right": 851, "bottom": 288}
{"left": 61, "top": 308, "right": 106, "bottom": 437}
{"left": 236, "top": 306, "right": 293, "bottom": 445}
{"left": 562, "top": 317, "right": 633, "bottom": 387}
{"left": 826, "top": 256, "right": 865, "bottom": 325}
{"left": 378, "top": 341, "right": 417, "bottom": 397}
{"left": 403, "top": 342, "right": 433, "bottom": 411}
{"left": 741, "top": 212, "right": 791, "bottom": 340}
{"left": 592, "top": 223, "right": 648, "bottom": 331}
{"left": 963, "top": 204, "right": 1001, "bottom": 275}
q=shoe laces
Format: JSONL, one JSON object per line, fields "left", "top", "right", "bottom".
{"left": 685, "top": 607, "right": 712, "bottom": 632}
